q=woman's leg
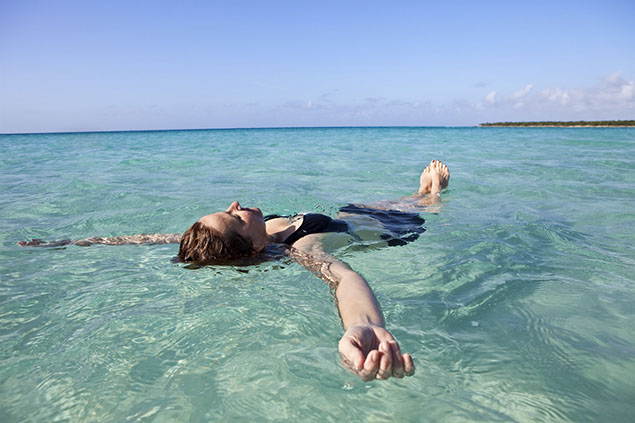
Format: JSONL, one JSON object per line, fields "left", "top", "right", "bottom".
{"left": 397, "top": 159, "right": 450, "bottom": 207}
{"left": 339, "top": 159, "right": 450, "bottom": 215}
{"left": 335, "top": 160, "right": 450, "bottom": 246}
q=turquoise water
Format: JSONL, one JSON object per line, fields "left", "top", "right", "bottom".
{"left": 1, "top": 127, "right": 634, "bottom": 422}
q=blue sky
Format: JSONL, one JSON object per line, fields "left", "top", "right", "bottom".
{"left": 1, "top": 0, "right": 634, "bottom": 133}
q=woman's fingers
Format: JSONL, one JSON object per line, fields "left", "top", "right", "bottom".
{"left": 351, "top": 349, "right": 414, "bottom": 381}
{"left": 389, "top": 341, "right": 405, "bottom": 378}
{"left": 360, "top": 350, "right": 380, "bottom": 381}
{"left": 403, "top": 353, "right": 415, "bottom": 376}
{"left": 376, "top": 341, "right": 393, "bottom": 379}
{"left": 340, "top": 327, "right": 415, "bottom": 381}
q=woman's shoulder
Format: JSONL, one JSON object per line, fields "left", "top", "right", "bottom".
{"left": 264, "top": 213, "right": 306, "bottom": 222}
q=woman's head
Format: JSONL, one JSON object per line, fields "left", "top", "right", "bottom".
{"left": 178, "top": 201, "right": 269, "bottom": 264}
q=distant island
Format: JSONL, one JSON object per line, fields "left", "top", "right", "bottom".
{"left": 479, "top": 120, "right": 635, "bottom": 127}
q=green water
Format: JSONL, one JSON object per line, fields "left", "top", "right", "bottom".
{"left": 1, "top": 127, "right": 634, "bottom": 422}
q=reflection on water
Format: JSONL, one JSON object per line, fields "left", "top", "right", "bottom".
{"left": 1, "top": 128, "right": 634, "bottom": 422}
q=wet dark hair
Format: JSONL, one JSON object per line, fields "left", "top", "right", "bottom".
{"left": 178, "top": 221, "right": 255, "bottom": 264}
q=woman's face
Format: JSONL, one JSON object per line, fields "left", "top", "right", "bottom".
{"left": 198, "top": 201, "right": 269, "bottom": 250}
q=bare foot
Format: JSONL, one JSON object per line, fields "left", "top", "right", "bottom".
{"left": 418, "top": 160, "right": 450, "bottom": 196}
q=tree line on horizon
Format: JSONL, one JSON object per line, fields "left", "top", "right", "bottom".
{"left": 479, "top": 120, "right": 635, "bottom": 127}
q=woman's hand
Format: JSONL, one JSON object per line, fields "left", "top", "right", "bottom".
{"left": 17, "top": 239, "right": 72, "bottom": 247}
{"left": 338, "top": 324, "right": 415, "bottom": 381}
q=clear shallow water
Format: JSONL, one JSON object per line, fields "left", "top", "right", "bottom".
{"left": 1, "top": 127, "right": 634, "bottom": 422}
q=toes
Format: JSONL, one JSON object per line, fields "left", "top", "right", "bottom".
{"left": 423, "top": 160, "right": 450, "bottom": 179}
{"left": 433, "top": 160, "right": 449, "bottom": 176}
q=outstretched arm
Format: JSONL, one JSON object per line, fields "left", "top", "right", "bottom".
{"left": 18, "top": 233, "right": 182, "bottom": 247}
{"left": 288, "top": 235, "right": 415, "bottom": 381}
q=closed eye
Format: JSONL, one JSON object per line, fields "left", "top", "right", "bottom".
{"left": 226, "top": 211, "right": 244, "bottom": 225}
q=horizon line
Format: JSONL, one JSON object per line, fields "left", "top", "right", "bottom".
{"left": 0, "top": 125, "right": 479, "bottom": 136}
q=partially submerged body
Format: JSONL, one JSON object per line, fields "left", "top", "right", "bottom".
{"left": 19, "top": 160, "right": 450, "bottom": 381}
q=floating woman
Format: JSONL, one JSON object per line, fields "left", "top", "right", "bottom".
{"left": 20, "top": 160, "right": 450, "bottom": 381}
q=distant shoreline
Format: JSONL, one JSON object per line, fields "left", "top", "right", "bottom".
{"left": 480, "top": 120, "right": 635, "bottom": 127}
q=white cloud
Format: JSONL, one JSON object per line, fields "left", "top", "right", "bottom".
{"left": 477, "top": 72, "right": 634, "bottom": 120}
{"left": 619, "top": 82, "right": 634, "bottom": 100}
{"left": 512, "top": 84, "right": 534, "bottom": 99}
{"left": 484, "top": 91, "right": 497, "bottom": 104}
{"left": 539, "top": 72, "right": 634, "bottom": 111}
{"left": 269, "top": 72, "right": 633, "bottom": 127}
{"left": 541, "top": 87, "right": 570, "bottom": 105}
{"left": 604, "top": 71, "right": 634, "bottom": 101}
{"left": 606, "top": 71, "right": 624, "bottom": 86}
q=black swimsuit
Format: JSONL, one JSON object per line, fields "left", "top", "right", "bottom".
{"left": 264, "top": 213, "right": 350, "bottom": 245}
{"left": 265, "top": 205, "right": 425, "bottom": 246}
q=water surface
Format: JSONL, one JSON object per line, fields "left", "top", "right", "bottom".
{"left": 1, "top": 127, "right": 634, "bottom": 422}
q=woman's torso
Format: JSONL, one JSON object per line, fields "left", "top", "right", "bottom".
{"left": 264, "top": 214, "right": 349, "bottom": 245}
{"left": 265, "top": 206, "right": 426, "bottom": 248}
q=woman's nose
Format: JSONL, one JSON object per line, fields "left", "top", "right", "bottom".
{"left": 227, "top": 201, "right": 240, "bottom": 212}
